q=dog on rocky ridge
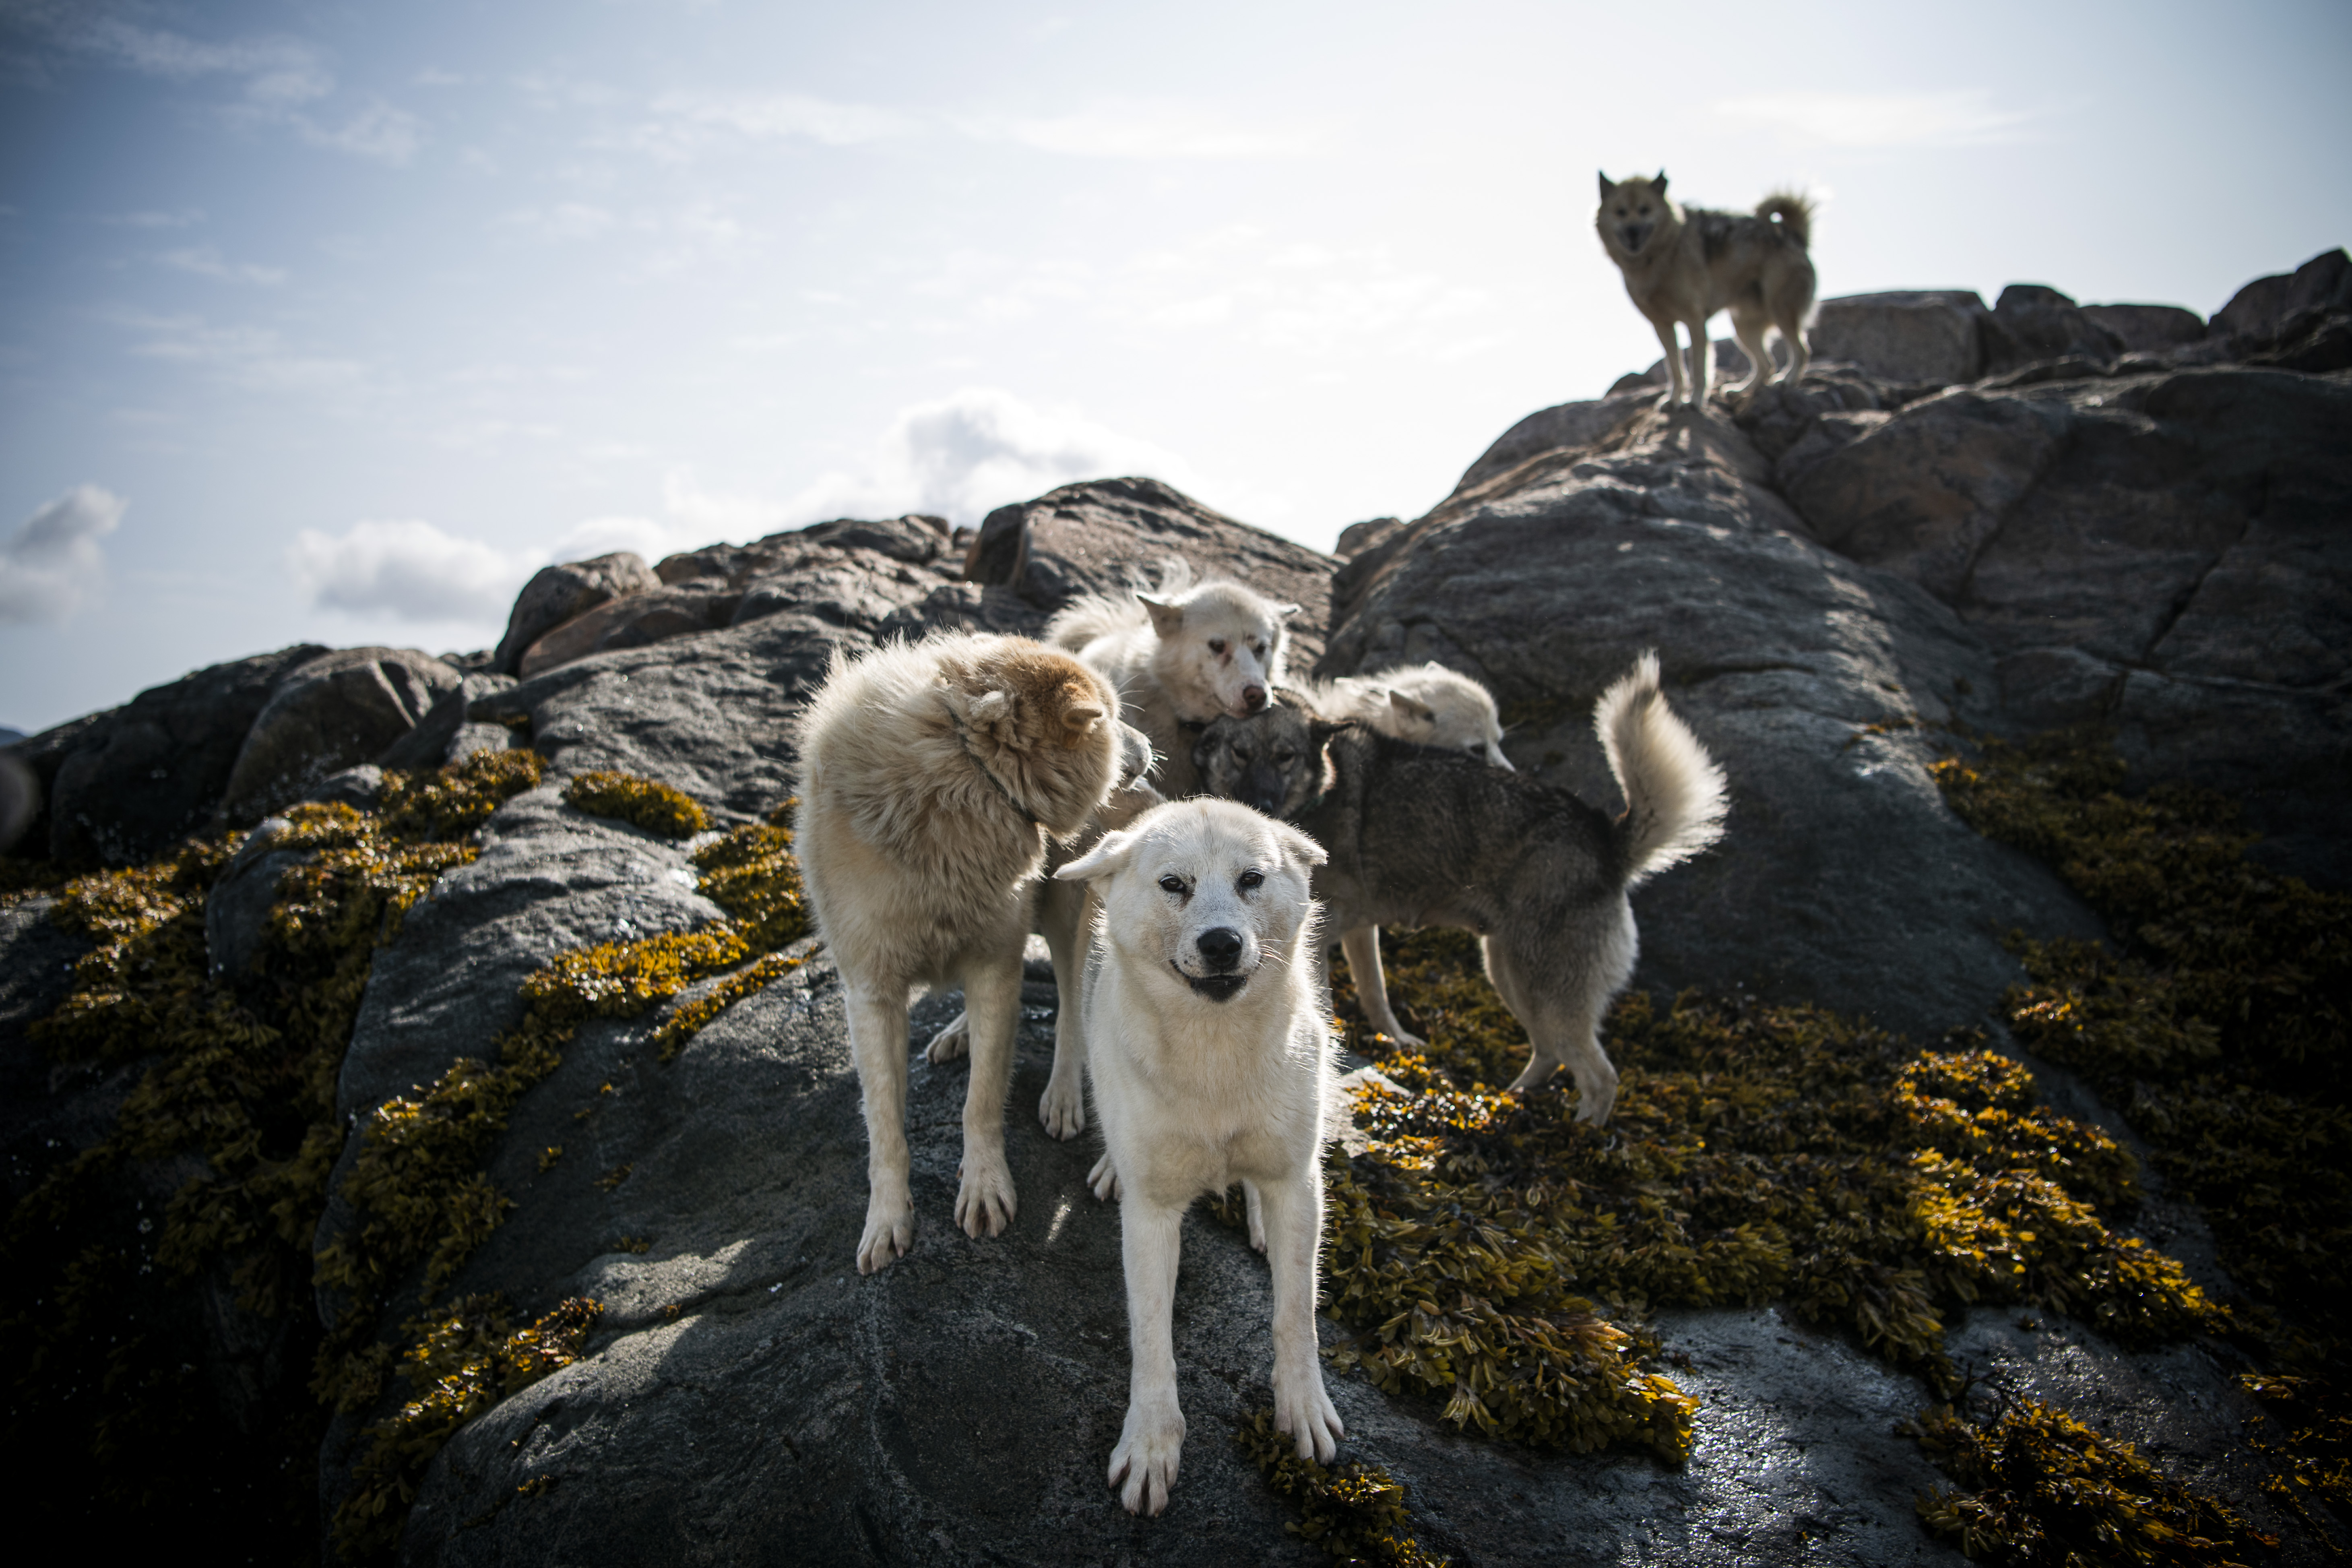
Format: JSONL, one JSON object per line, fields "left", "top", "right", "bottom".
{"left": 1053, "top": 797, "right": 1343, "bottom": 1515}
{"left": 1194, "top": 652, "right": 1727, "bottom": 1123}
{"left": 1596, "top": 171, "right": 1816, "bottom": 410}
{"left": 1045, "top": 561, "right": 1299, "bottom": 800}
{"left": 794, "top": 632, "right": 1151, "bottom": 1274}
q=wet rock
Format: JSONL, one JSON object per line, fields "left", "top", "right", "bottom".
{"left": 493, "top": 554, "right": 663, "bottom": 677}
{"left": 221, "top": 647, "right": 464, "bottom": 824}
{"left": 14, "top": 644, "right": 330, "bottom": 865}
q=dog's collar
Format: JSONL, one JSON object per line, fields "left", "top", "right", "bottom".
{"left": 944, "top": 701, "right": 1042, "bottom": 828}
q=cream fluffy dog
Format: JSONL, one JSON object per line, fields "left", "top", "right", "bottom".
{"left": 795, "top": 632, "right": 1147, "bottom": 1275}
{"left": 1046, "top": 563, "right": 1299, "bottom": 800}
{"left": 1055, "top": 798, "right": 1342, "bottom": 1516}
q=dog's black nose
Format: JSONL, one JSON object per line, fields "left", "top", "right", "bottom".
{"left": 1241, "top": 684, "right": 1267, "bottom": 714}
{"left": 1196, "top": 927, "right": 1243, "bottom": 971}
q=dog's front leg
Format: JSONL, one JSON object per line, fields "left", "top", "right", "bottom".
{"left": 1110, "top": 1196, "right": 1187, "bottom": 1516}
{"left": 1688, "top": 320, "right": 1713, "bottom": 406}
{"left": 1258, "top": 1169, "right": 1344, "bottom": 1462}
{"left": 847, "top": 983, "right": 916, "bottom": 1274}
{"left": 1652, "top": 317, "right": 1687, "bottom": 407}
{"left": 1339, "top": 926, "right": 1424, "bottom": 1048}
{"left": 1037, "top": 876, "right": 1090, "bottom": 1139}
{"left": 953, "top": 952, "right": 1022, "bottom": 1238}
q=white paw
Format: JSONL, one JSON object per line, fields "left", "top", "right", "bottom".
{"left": 1088, "top": 1151, "right": 1120, "bottom": 1202}
{"left": 1274, "top": 1370, "right": 1344, "bottom": 1464}
{"left": 924, "top": 1012, "right": 970, "bottom": 1064}
{"left": 1039, "top": 1077, "right": 1087, "bottom": 1140}
{"left": 1373, "top": 1025, "right": 1426, "bottom": 1050}
{"left": 954, "top": 1155, "right": 1016, "bottom": 1238}
{"left": 857, "top": 1188, "right": 914, "bottom": 1275}
{"left": 1108, "top": 1399, "right": 1185, "bottom": 1516}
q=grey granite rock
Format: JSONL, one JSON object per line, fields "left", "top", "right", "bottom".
{"left": 1809, "top": 290, "right": 1988, "bottom": 384}
{"left": 494, "top": 554, "right": 664, "bottom": 677}
{"left": 222, "top": 647, "right": 464, "bottom": 822}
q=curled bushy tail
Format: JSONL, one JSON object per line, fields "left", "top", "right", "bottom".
{"left": 1595, "top": 652, "right": 1728, "bottom": 888}
{"left": 1755, "top": 190, "right": 1814, "bottom": 248}
{"left": 1042, "top": 557, "right": 1195, "bottom": 651}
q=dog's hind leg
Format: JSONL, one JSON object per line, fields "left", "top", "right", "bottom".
{"left": 923, "top": 1010, "right": 969, "bottom": 1064}
{"left": 953, "top": 950, "right": 1023, "bottom": 1238}
{"left": 1109, "top": 1197, "right": 1189, "bottom": 1516}
{"left": 1485, "top": 936, "right": 1563, "bottom": 1093}
{"left": 847, "top": 981, "right": 917, "bottom": 1274}
{"left": 1688, "top": 319, "right": 1714, "bottom": 406}
{"left": 1729, "top": 305, "right": 1776, "bottom": 406}
{"left": 1037, "top": 876, "right": 1090, "bottom": 1139}
{"left": 1340, "top": 925, "right": 1425, "bottom": 1048}
{"left": 1258, "top": 1169, "right": 1344, "bottom": 1462}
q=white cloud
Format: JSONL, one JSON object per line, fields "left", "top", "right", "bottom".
{"left": 781, "top": 386, "right": 1200, "bottom": 527}
{"left": 297, "top": 99, "right": 423, "bottom": 165}
{"left": 1714, "top": 90, "right": 2032, "bottom": 149}
{"left": 632, "top": 90, "right": 918, "bottom": 159}
{"left": 0, "top": 484, "right": 126, "bottom": 624}
{"left": 287, "top": 519, "right": 534, "bottom": 624}
{"left": 960, "top": 99, "right": 1329, "bottom": 159}
{"left": 159, "top": 245, "right": 286, "bottom": 285}
{"left": 116, "top": 310, "right": 366, "bottom": 393}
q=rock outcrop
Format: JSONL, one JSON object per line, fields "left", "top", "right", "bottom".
{"left": 5, "top": 252, "right": 2348, "bottom": 1566}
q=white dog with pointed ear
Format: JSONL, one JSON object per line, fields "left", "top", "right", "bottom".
{"left": 1054, "top": 797, "right": 1342, "bottom": 1516}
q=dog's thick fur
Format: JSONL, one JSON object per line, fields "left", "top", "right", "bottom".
{"left": 1055, "top": 799, "right": 1342, "bottom": 1514}
{"left": 1298, "top": 662, "right": 1512, "bottom": 770}
{"left": 1046, "top": 562, "right": 1299, "bottom": 800}
{"left": 1293, "top": 663, "right": 1513, "bottom": 1046}
{"left": 1195, "top": 653, "right": 1726, "bottom": 1124}
{"left": 795, "top": 632, "right": 1147, "bottom": 1274}
{"left": 1596, "top": 171, "right": 1816, "bottom": 409}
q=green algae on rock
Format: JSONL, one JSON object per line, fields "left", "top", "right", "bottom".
{"left": 333, "top": 1295, "right": 603, "bottom": 1560}
{"left": 1907, "top": 1395, "right": 2274, "bottom": 1564}
{"left": 0, "top": 749, "right": 544, "bottom": 1556}
{"left": 561, "top": 769, "right": 709, "bottom": 839}
{"left": 1325, "top": 928, "right": 2222, "bottom": 1456}
{"left": 1236, "top": 1407, "right": 1449, "bottom": 1566}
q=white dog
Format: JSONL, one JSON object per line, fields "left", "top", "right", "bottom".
{"left": 1055, "top": 798, "right": 1343, "bottom": 1516}
{"left": 1300, "top": 662, "right": 1512, "bottom": 771}
{"left": 1047, "top": 563, "right": 1299, "bottom": 800}
{"left": 795, "top": 632, "right": 1145, "bottom": 1275}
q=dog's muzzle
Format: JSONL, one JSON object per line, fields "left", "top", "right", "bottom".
{"left": 1177, "top": 926, "right": 1248, "bottom": 1001}
{"left": 1619, "top": 222, "right": 1653, "bottom": 253}
{"left": 1236, "top": 760, "right": 1287, "bottom": 818}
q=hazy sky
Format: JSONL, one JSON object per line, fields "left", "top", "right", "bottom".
{"left": 3, "top": 0, "right": 2347, "bottom": 734}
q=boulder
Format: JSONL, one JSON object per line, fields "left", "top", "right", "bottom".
{"left": 1322, "top": 404, "right": 2104, "bottom": 1041}
{"left": 1332, "top": 516, "right": 1403, "bottom": 559}
{"left": 1809, "top": 290, "right": 1987, "bottom": 384}
{"left": 959, "top": 478, "right": 1336, "bottom": 663}
{"left": 516, "top": 587, "right": 741, "bottom": 679}
{"left": 1774, "top": 364, "right": 2352, "bottom": 884}
{"left": 220, "top": 648, "right": 464, "bottom": 824}
{"left": 204, "top": 816, "right": 308, "bottom": 980}
{"left": 1454, "top": 390, "right": 1657, "bottom": 491}
{"left": 492, "top": 554, "right": 663, "bottom": 677}
{"left": 377, "top": 674, "right": 520, "bottom": 773}
{"left": 1978, "top": 285, "right": 2127, "bottom": 375}
{"left": 14, "top": 644, "right": 329, "bottom": 865}
{"left": 2081, "top": 303, "right": 2206, "bottom": 353}
{"left": 2211, "top": 247, "right": 2352, "bottom": 341}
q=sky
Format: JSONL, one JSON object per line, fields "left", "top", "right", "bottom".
{"left": 2, "top": 0, "right": 2347, "bottom": 735}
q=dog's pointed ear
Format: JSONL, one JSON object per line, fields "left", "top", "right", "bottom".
{"left": 1063, "top": 703, "right": 1105, "bottom": 733}
{"left": 1655, "top": 170, "right": 1668, "bottom": 194}
{"left": 1274, "top": 602, "right": 1301, "bottom": 620}
{"left": 1055, "top": 827, "right": 1138, "bottom": 882}
{"left": 1307, "top": 716, "right": 1350, "bottom": 750}
{"left": 1272, "top": 820, "right": 1328, "bottom": 871}
{"left": 1386, "top": 689, "right": 1437, "bottom": 725}
{"left": 1134, "top": 592, "right": 1185, "bottom": 639}
{"left": 1598, "top": 171, "right": 1615, "bottom": 199}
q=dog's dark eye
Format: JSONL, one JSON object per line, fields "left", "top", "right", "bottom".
{"left": 1208, "top": 638, "right": 1227, "bottom": 654}
{"left": 1249, "top": 639, "right": 1264, "bottom": 655}
{"left": 1158, "top": 875, "right": 1187, "bottom": 895}
{"left": 1237, "top": 870, "right": 1264, "bottom": 890}
{"left": 1274, "top": 747, "right": 1295, "bottom": 764}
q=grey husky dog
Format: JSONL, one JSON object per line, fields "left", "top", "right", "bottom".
{"left": 1194, "top": 653, "right": 1726, "bottom": 1123}
{"left": 1596, "top": 171, "right": 1815, "bottom": 409}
